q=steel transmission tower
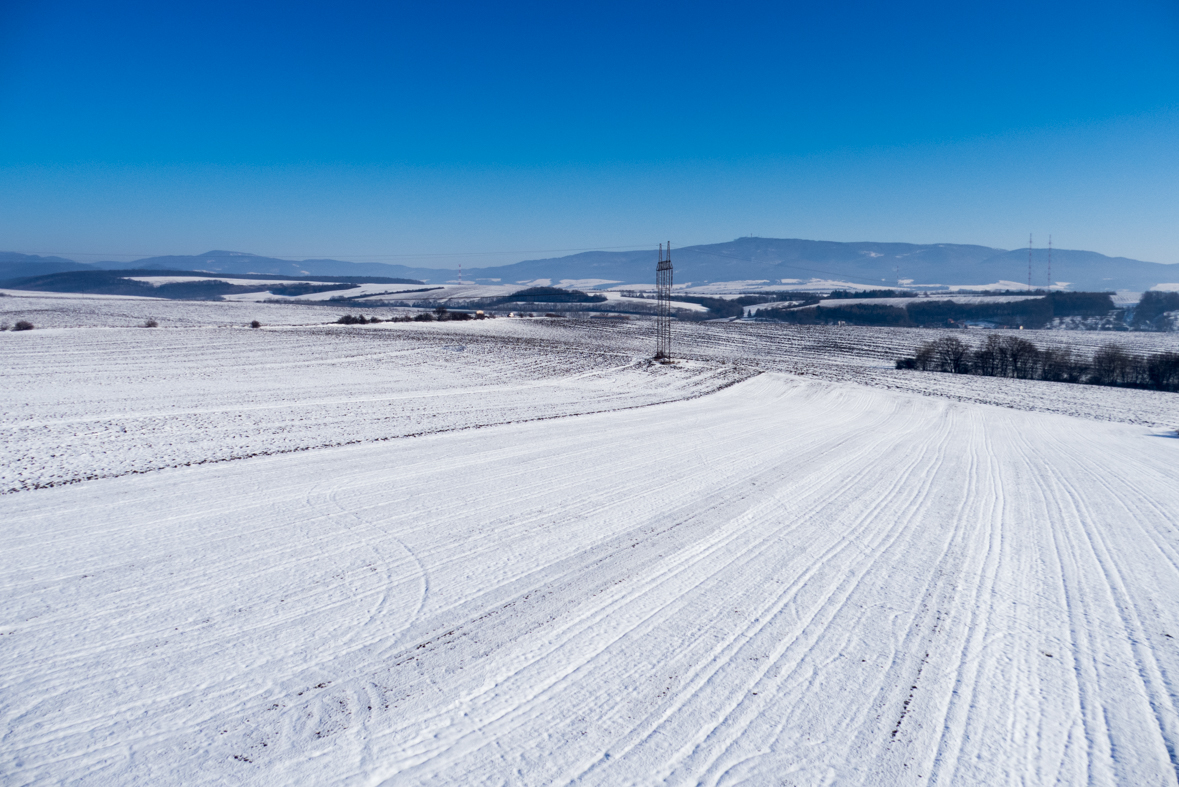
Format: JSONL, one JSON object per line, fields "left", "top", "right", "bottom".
{"left": 1047, "top": 235, "right": 1052, "bottom": 290}
{"left": 655, "top": 242, "right": 673, "bottom": 359}
{"left": 1028, "top": 234, "right": 1033, "bottom": 291}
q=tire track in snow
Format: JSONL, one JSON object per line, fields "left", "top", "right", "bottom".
{"left": 367, "top": 381, "right": 910, "bottom": 772}
{"left": 600, "top": 400, "right": 966, "bottom": 784}
{"left": 5, "top": 373, "right": 1179, "bottom": 785}
{"left": 1031, "top": 426, "right": 1179, "bottom": 782}
{"left": 386, "top": 391, "right": 966, "bottom": 782}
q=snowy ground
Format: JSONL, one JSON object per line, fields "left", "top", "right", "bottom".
{"left": 812, "top": 295, "right": 1042, "bottom": 309}
{"left": 596, "top": 291, "right": 709, "bottom": 312}
{"left": 2, "top": 297, "right": 1179, "bottom": 785}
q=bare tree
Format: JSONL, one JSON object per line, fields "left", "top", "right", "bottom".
{"left": 933, "top": 336, "right": 972, "bottom": 373}
{"left": 914, "top": 341, "right": 937, "bottom": 371}
{"left": 1040, "top": 347, "right": 1084, "bottom": 382}
{"left": 1003, "top": 336, "right": 1040, "bottom": 379}
{"left": 1091, "top": 343, "right": 1134, "bottom": 386}
{"left": 973, "top": 334, "right": 1003, "bottom": 376}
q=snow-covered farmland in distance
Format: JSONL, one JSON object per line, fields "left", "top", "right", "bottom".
{"left": 813, "top": 294, "right": 1042, "bottom": 308}
{"left": 2, "top": 295, "right": 1179, "bottom": 785}
{"left": 596, "top": 291, "right": 709, "bottom": 312}
{"left": 125, "top": 276, "right": 326, "bottom": 287}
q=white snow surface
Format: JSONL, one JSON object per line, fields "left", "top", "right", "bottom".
{"left": 0, "top": 289, "right": 158, "bottom": 302}
{"left": 598, "top": 291, "right": 709, "bottom": 312}
{"left": 944, "top": 280, "right": 1037, "bottom": 292}
{"left": 222, "top": 283, "right": 442, "bottom": 302}
{"left": 125, "top": 277, "right": 329, "bottom": 287}
{"left": 814, "top": 295, "right": 1042, "bottom": 308}
{"left": 3, "top": 298, "right": 1179, "bottom": 785}
{"left": 346, "top": 283, "right": 531, "bottom": 302}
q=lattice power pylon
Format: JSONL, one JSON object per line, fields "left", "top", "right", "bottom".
{"left": 655, "top": 242, "right": 673, "bottom": 359}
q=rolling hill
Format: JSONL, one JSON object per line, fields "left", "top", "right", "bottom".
{"left": 3, "top": 239, "right": 1176, "bottom": 291}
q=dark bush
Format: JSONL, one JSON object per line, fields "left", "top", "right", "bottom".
{"left": 143, "top": 319, "right": 159, "bottom": 328}
{"left": 1146, "top": 352, "right": 1179, "bottom": 392}
{"left": 13, "top": 320, "right": 33, "bottom": 331}
{"left": 336, "top": 314, "right": 368, "bottom": 325}
{"left": 412, "top": 312, "right": 434, "bottom": 322}
{"left": 250, "top": 320, "right": 262, "bottom": 328}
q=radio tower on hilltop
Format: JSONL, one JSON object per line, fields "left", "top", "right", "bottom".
{"left": 1047, "top": 235, "right": 1052, "bottom": 290}
{"left": 655, "top": 242, "right": 673, "bottom": 360}
{"left": 1027, "top": 234, "right": 1033, "bottom": 291}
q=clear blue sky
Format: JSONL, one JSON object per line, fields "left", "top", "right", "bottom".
{"left": 2, "top": 0, "right": 1177, "bottom": 267}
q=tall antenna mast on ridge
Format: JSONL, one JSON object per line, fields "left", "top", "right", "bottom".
{"left": 655, "top": 242, "right": 673, "bottom": 360}
{"left": 1028, "top": 234, "right": 1033, "bottom": 291}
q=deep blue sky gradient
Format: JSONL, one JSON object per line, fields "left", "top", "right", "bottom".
{"left": 2, "top": 0, "right": 1177, "bottom": 266}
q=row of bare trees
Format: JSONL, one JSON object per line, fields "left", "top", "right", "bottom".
{"left": 897, "top": 335, "right": 1179, "bottom": 391}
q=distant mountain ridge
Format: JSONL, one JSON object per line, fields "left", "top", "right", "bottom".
{"left": 3, "top": 239, "right": 1176, "bottom": 291}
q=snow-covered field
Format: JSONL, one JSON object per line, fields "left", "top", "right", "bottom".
{"left": 3, "top": 296, "right": 1179, "bottom": 785}
{"left": 813, "top": 295, "right": 1042, "bottom": 309}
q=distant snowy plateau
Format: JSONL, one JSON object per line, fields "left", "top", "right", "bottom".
{"left": 3, "top": 295, "right": 1179, "bottom": 786}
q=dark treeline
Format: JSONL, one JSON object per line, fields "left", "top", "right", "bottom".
{"left": 264, "top": 283, "right": 355, "bottom": 297}
{"left": 896, "top": 335, "right": 1179, "bottom": 392}
{"left": 826, "top": 289, "right": 916, "bottom": 299}
{"left": 1132, "top": 292, "right": 1179, "bottom": 330}
{"left": 772, "top": 292, "right": 1116, "bottom": 328}
{"left": 612, "top": 291, "right": 819, "bottom": 320}
{"left": 336, "top": 307, "right": 484, "bottom": 324}
{"left": 491, "top": 287, "right": 606, "bottom": 304}
{"left": 674, "top": 292, "right": 819, "bottom": 320}
{"left": 0, "top": 269, "right": 419, "bottom": 299}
